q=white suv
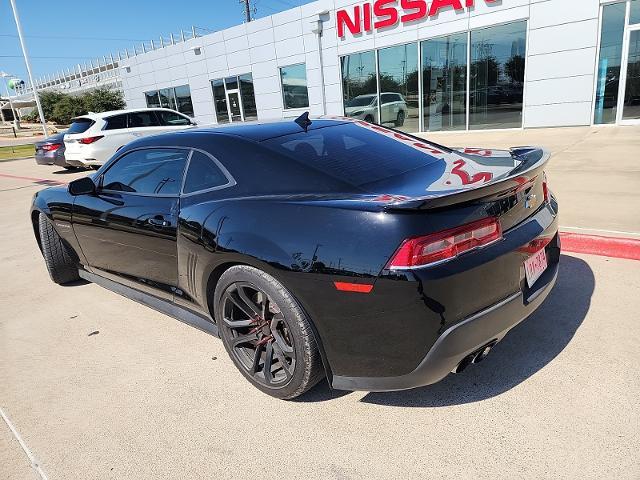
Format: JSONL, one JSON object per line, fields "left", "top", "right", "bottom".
{"left": 64, "top": 108, "right": 196, "bottom": 167}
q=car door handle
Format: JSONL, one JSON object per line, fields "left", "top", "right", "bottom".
{"left": 147, "top": 216, "right": 170, "bottom": 227}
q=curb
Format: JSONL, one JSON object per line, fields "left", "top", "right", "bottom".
{"left": 559, "top": 232, "right": 640, "bottom": 261}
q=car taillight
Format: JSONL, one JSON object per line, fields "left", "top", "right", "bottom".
{"left": 79, "top": 136, "right": 103, "bottom": 144}
{"left": 386, "top": 217, "right": 503, "bottom": 269}
{"left": 542, "top": 172, "right": 550, "bottom": 203}
{"left": 42, "top": 143, "right": 62, "bottom": 152}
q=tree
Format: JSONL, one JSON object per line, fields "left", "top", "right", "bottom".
{"left": 82, "top": 88, "right": 125, "bottom": 113}
{"left": 505, "top": 55, "right": 526, "bottom": 83}
{"left": 23, "top": 87, "right": 125, "bottom": 124}
{"left": 51, "top": 95, "right": 85, "bottom": 124}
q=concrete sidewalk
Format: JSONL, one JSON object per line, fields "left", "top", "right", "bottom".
{"left": 415, "top": 125, "right": 640, "bottom": 238}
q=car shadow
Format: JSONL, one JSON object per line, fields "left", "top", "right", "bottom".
{"left": 52, "top": 168, "right": 89, "bottom": 175}
{"left": 357, "top": 254, "right": 593, "bottom": 408}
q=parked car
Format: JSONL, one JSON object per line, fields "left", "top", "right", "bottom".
{"left": 34, "top": 132, "right": 74, "bottom": 169}
{"left": 31, "top": 116, "right": 559, "bottom": 399}
{"left": 344, "top": 92, "right": 408, "bottom": 126}
{"left": 64, "top": 108, "right": 196, "bottom": 168}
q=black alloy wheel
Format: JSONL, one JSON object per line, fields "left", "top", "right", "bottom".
{"left": 221, "top": 282, "right": 295, "bottom": 387}
{"left": 215, "top": 265, "right": 323, "bottom": 399}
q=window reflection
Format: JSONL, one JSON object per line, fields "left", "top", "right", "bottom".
{"left": 144, "top": 85, "right": 193, "bottom": 117}
{"left": 212, "top": 79, "right": 229, "bottom": 124}
{"left": 623, "top": 30, "right": 640, "bottom": 120}
{"left": 342, "top": 51, "right": 378, "bottom": 123}
{"left": 595, "top": 3, "right": 626, "bottom": 124}
{"left": 470, "top": 21, "right": 526, "bottom": 130}
{"left": 378, "top": 43, "right": 419, "bottom": 132}
{"left": 239, "top": 74, "right": 257, "bottom": 120}
{"left": 211, "top": 73, "right": 257, "bottom": 123}
{"left": 422, "top": 33, "right": 467, "bottom": 131}
{"left": 280, "top": 63, "right": 310, "bottom": 109}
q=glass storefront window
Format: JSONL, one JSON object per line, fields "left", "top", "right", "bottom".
{"left": 145, "top": 91, "right": 160, "bottom": 109}
{"left": 623, "top": 30, "right": 640, "bottom": 120}
{"left": 212, "top": 79, "right": 229, "bottom": 124}
{"left": 174, "top": 85, "right": 194, "bottom": 117}
{"left": 239, "top": 73, "right": 257, "bottom": 120}
{"left": 422, "top": 33, "right": 467, "bottom": 132}
{"left": 211, "top": 74, "right": 257, "bottom": 123}
{"left": 145, "top": 85, "right": 193, "bottom": 117}
{"left": 631, "top": 0, "right": 640, "bottom": 24}
{"left": 470, "top": 21, "right": 527, "bottom": 130}
{"left": 159, "top": 87, "right": 177, "bottom": 110}
{"left": 594, "top": 3, "right": 626, "bottom": 124}
{"left": 280, "top": 63, "right": 310, "bottom": 109}
{"left": 377, "top": 43, "right": 419, "bottom": 132}
{"left": 342, "top": 51, "right": 378, "bottom": 123}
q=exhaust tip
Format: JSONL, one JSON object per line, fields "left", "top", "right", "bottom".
{"left": 453, "top": 341, "right": 497, "bottom": 373}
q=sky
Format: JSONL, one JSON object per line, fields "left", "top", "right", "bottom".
{"left": 0, "top": 0, "right": 314, "bottom": 85}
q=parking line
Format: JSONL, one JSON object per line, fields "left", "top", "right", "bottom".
{"left": 0, "top": 407, "right": 49, "bottom": 480}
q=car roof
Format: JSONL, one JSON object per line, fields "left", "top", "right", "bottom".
{"left": 72, "top": 107, "right": 182, "bottom": 121}
{"left": 178, "top": 118, "right": 351, "bottom": 142}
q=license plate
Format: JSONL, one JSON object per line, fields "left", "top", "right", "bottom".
{"left": 524, "top": 248, "right": 548, "bottom": 288}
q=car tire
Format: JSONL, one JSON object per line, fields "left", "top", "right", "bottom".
{"left": 395, "top": 111, "right": 405, "bottom": 127}
{"left": 214, "top": 265, "right": 324, "bottom": 399}
{"left": 38, "top": 214, "right": 80, "bottom": 285}
{"left": 364, "top": 114, "right": 374, "bottom": 123}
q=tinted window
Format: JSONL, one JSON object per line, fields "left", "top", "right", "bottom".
{"left": 239, "top": 73, "right": 257, "bottom": 120}
{"left": 280, "top": 63, "right": 309, "bottom": 109}
{"left": 68, "top": 118, "right": 94, "bottom": 134}
{"left": 262, "top": 123, "right": 440, "bottom": 186}
{"left": 183, "top": 151, "right": 229, "bottom": 194}
{"left": 470, "top": 21, "right": 527, "bottom": 130}
{"left": 157, "top": 110, "right": 191, "bottom": 126}
{"left": 128, "top": 111, "right": 160, "bottom": 128}
{"left": 174, "top": 85, "right": 194, "bottom": 117}
{"left": 102, "top": 149, "right": 188, "bottom": 195}
{"left": 212, "top": 79, "right": 229, "bottom": 124}
{"left": 145, "top": 91, "right": 161, "bottom": 108}
{"left": 104, "top": 114, "right": 128, "bottom": 130}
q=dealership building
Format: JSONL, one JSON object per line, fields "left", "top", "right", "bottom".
{"left": 53, "top": 0, "right": 640, "bottom": 132}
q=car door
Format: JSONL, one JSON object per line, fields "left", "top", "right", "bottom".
{"left": 72, "top": 147, "right": 189, "bottom": 299}
{"left": 126, "top": 110, "right": 167, "bottom": 141}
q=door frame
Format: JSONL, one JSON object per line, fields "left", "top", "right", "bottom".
{"left": 225, "top": 88, "right": 244, "bottom": 122}
{"left": 618, "top": 21, "right": 640, "bottom": 124}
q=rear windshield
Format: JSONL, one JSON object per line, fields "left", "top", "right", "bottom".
{"left": 261, "top": 123, "right": 441, "bottom": 187}
{"left": 67, "top": 118, "right": 94, "bottom": 134}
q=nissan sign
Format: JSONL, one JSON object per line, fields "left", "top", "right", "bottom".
{"left": 337, "top": 0, "right": 500, "bottom": 38}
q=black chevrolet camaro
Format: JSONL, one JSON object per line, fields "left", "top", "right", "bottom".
{"left": 31, "top": 116, "right": 560, "bottom": 399}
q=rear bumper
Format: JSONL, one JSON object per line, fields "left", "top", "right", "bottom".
{"left": 332, "top": 254, "right": 559, "bottom": 392}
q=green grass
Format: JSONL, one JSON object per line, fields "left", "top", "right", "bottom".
{"left": 0, "top": 144, "right": 36, "bottom": 161}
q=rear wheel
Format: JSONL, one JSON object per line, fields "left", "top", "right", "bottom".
{"left": 395, "top": 110, "right": 405, "bottom": 127}
{"left": 38, "top": 214, "right": 79, "bottom": 284}
{"left": 214, "top": 265, "right": 324, "bottom": 399}
{"left": 364, "top": 114, "right": 374, "bottom": 123}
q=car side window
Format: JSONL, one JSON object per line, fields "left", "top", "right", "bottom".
{"left": 182, "top": 151, "right": 230, "bottom": 194}
{"left": 127, "top": 111, "right": 160, "bottom": 128}
{"left": 157, "top": 110, "right": 191, "bottom": 126}
{"left": 104, "top": 114, "right": 128, "bottom": 131}
{"left": 381, "top": 93, "right": 394, "bottom": 104}
{"left": 101, "top": 148, "right": 188, "bottom": 195}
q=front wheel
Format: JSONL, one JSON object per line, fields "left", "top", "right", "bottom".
{"left": 395, "top": 110, "right": 405, "bottom": 127}
{"left": 214, "top": 265, "right": 324, "bottom": 399}
{"left": 38, "top": 214, "right": 79, "bottom": 285}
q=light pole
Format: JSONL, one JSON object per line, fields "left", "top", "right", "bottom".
{"left": 8, "top": 0, "right": 48, "bottom": 138}
{"left": 0, "top": 72, "right": 19, "bottom": 128}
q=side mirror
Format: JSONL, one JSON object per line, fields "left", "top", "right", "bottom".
{"left": 68, "top": 177, "right": 96, "bottom": 196}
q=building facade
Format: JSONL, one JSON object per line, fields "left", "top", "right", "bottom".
{"left": 117, "top": 0, "right": 639, "bottom": 133}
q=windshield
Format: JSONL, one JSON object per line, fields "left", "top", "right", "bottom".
{"left": 346, "top": 96, "right": 375, "bottom": 108}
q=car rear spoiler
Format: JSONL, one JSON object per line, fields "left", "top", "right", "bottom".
{"left": 384, "top": 147, "right": 551, "bottom": 211}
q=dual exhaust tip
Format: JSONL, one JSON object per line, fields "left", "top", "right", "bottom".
{"left": 453, "top": 341, "right": 497, "bottom": 374}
